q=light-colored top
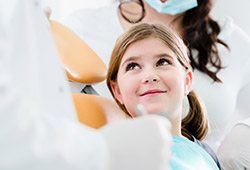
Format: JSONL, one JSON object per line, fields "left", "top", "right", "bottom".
{"left": 0, "top": 1, "right": 108, "bottom": 169}
{"left": 217, "top": 118, "right": 250, "bottom": 169}
{"left": 171, "top": 136, "right": 219, "bottom": 170}
{"left": 62, "top": 4, "right": 250, "bottom": 151}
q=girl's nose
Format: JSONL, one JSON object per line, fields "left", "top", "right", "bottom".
{"left": 141, "top": 65, "right": 160, "bottom": 84}
{"left": 144, "top": 78, "right": 159, "bottom": 83}
{"left": 142, "top": 73, "right": 160, "bottom": 84}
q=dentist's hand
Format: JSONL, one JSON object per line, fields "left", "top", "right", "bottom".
{"left": 100, "top": 115, "right": 172, "bottom": 170}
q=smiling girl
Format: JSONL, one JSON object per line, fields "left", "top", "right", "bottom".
{"left": 106, "top": 23, "right": 220, "bottom": 170}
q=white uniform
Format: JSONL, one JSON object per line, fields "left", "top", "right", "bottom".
{"left": 0, "top": 1, "right": 172, "bottom": 169}
{"left": 217, "top": 119, "right": 250, "bottom": 170}
{"left": 0, "top": 1, "right": 107, "bottom": 169}
{"left": 62, "top": 1, "right": 250, "bottom": 156}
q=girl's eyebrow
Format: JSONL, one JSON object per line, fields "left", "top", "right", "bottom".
{"left": 121, "top": 53, "right": 175, "bottom": 67}
{"left": 154, "top": 53, "right": 174, "bottom": 60}
{"left": 121, "top": 56, "right": 141, "bottom": 68}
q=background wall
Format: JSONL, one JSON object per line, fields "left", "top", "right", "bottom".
{"left": 212, "top": 0, "right": 250, "bottom": 36}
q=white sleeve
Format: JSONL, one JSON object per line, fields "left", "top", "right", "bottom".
{"left": 235, "top": 27, "right": 250, "bottom": 120}
{"left": 0, "top": 96, "right": 109, "bottom": 170}
{"left": 0, "top": 1, "right": 109, "bottom": 169}
{"left": 217, "top": 120, "right": 250, "bottom": 170}
{"left": 235, "top": 75, "right": 250, "bottom": 120}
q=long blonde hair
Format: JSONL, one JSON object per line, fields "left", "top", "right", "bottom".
{"left": 106, "top": 23, "right": 208, "bottom": 140}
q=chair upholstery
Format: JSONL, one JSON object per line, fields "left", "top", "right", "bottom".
{"left": 73, "top": 93, "right": 128, "bottom": 128}
{"left": 50, "top": 20, "right": 107, "bottom": 84}
{"left": 49, "top": 19, "right": 128, "bottom": 128}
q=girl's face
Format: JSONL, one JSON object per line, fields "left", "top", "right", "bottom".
{"left": 111, "top": 37, "right": 192, "bottom": 120}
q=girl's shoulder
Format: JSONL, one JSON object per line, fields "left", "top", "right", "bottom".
{"left": 192, "top": 136, "right": 221, "bottom": 169}
{"left": 170, "top": 136, "right": 220, "bottom": 170}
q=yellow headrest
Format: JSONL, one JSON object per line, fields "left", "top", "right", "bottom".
{"left": 72, "top": 93, "right": 128, "bottom": 128}
{"left": 50, "top": 20, "right": 107, "bottom": 84}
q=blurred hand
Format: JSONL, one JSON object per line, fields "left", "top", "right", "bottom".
{"left": 217, "top": 120, "right": 250, "bottom": 170}
{"left": 100, "top": 115, "right": 172, "bottom": 170}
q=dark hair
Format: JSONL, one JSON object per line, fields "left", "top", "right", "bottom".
{"left": 182, "top": 0, "right": 229, "bottom": 82}
{"left": 107, "top": 23, "right": 208, "bottom": 140}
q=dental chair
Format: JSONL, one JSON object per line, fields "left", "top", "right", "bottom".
{"left": 49, "top": 20, "right": 128, "bottom": 128}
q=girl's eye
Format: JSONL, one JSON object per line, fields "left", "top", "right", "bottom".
{"left": 156, "top": 58, "right": 171, "bottom": 67}
{"left": 126, "top": 62, "right": 140, "bottom": 71}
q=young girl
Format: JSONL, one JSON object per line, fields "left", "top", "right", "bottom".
{"left": 106, "top": 23, "right": 220, "bottom": 170}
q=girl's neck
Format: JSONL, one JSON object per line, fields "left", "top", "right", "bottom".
{"left": 170, "top": 118, "right": 183, "bottom": 137}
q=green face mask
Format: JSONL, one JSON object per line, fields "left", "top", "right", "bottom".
{"left": 144, "top": 0, "right": 198, "bottom": 15}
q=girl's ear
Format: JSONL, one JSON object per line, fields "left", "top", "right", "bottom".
{"left": 110, "top": 81, "right": 124, "bottom": 104}
{"left": 184, "top": 70, "right": 193, "bottom": 95}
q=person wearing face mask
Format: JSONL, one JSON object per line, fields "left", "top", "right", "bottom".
{"left": 61, "top": 0, "right": 250, "bottom": 169}
{"left": 141, "top": 0, "right": 197, "bottom": 15}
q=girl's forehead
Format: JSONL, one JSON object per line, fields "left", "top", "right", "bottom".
{"left": 121, "top": 37, "right": 176, "bottom": 59}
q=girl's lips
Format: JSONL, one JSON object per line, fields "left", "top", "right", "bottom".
{"left": 140, "top": 89, "right": 167, "bottom": 96}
